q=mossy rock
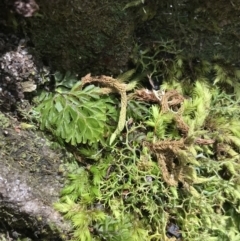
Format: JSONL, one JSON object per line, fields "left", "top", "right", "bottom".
{"left": 24, "top": 0, "right": 134, "bottom": 76}
{"left": 0, "top": 112, "right": 72, "bottom": 240}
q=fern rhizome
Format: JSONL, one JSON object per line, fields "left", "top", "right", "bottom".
{"left": 34, "top": 44, "right": 240, "bottom": 241}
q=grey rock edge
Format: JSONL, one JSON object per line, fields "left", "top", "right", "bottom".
{"left": 0, "top": 33, "right": 49, "bottom": 110}
{"left": 0, "top": 119, "right": 71, "bottom": 240}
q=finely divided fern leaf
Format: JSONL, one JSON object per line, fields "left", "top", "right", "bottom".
{"left": 36, "top": 84, "right": 109, "bottom": 145}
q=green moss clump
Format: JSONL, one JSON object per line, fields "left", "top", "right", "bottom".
{"left": 0, "top": 112, "right": 10, "bottom": 128}
{"left": 54, "top": 79, "right": 240, "bottom": 240}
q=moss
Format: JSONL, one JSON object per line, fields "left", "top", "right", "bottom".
{"left": 0, "top": 112, "right": 11, "bottom": 128}
{"left": 24, "top": 0, "right": 134, "bottom": 76}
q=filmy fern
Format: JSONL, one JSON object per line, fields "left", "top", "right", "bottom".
{"left": 35, "top": 82, "right": 114, "bottom": 145}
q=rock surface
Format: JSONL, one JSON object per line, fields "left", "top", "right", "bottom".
{"left": 0, "top": 33, "right": 49, "bottom": 110}
{"left": 23, "top": 0, "right": 135, "bottom": 76}
{"left": 0, "top": 114, "right": 71, "bottom": 240}
{"left": 6, "top": 0, "right": 39, "bottom": 17}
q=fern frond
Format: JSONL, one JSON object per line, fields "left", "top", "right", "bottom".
{"left": 35, "top": 84, "right": 111, "bottom": 145}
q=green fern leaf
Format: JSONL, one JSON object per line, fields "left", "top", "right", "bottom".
{"left": 36, "top": 84, "right": 109, "bottom": 145}
{"left": 55, "top": 71, "right": 79, "bottom": 89}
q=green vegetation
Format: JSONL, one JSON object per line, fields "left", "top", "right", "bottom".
{"left": 31, "top": 39, "right": 240, "bottom": 240}
{"left": 18, "top": 1, "right": 240, "bottom": 240}
{"left": 1, "top": 0, "right": 240, "bottom": 240}
{"left": 35, "top": 73, "right": 113, "bottom": 145}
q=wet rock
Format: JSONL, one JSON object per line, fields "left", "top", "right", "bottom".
{"left": 0, "top": 115, "right": 71, "bottom": 240}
